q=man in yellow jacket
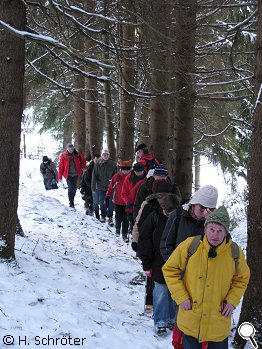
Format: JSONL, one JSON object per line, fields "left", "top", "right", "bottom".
{"left": 162, "top": 206, "right": 250, "bottom": 349}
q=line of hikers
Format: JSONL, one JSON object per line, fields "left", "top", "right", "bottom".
{"left": 40, "top": 143, "right": 250, "bottom": 349}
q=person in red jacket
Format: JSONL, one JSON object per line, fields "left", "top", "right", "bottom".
{"left": 58, "top": 143, "right": 86, "bottom": 208}
{"left": 135, "top": 143, "right": 159, "bottom": 173}
{"left": 105, "top": 160, "right": 132, "bottom": 241}
{"left": 121, "top": 162, "right": 146, "bottom": 241}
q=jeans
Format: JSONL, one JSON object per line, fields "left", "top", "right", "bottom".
{"left": 66, "top": 176, "right": 78, "bottom": 203}
{"left": 97, "top": 189, "right": 114, "bottom": 218}
{"left": 184, "top": 335, "right": 228, "bottom": 349}
{"left": 153, "top": 281, "right": 177, "bottom": 327}
{"left": 115, "top": 205, "right": 129, "bottom": 237}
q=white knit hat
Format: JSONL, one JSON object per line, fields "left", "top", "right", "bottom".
{"left": 188, "top": 185, "right": 218, "bottom": 208}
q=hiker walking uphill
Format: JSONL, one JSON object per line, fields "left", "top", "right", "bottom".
{"left": 40, "top": 156, "right": 58, "bottom": 190}
{"left": 105, "top": 160, "right": 132, "bottom": 240}
{"left": 160, "top": 185, "right": 218, "bottom": 261}
{"left": 162, "top": 206, "right": 250, "bottom": 349}
{"left": 80, "top": 154, "right": 100, "bottom": 218}
{"left": 91, "top": 148, "right": 117, "bottom": 224}
{"left": 138, "top": 189, "right": 181, "bottom": 336}
{"left": 58, "top": 143, "right": 86, "bottom": 208}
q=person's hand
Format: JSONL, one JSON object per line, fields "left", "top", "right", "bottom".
{"left": 179, "top": 299, "right": 192, "bottom": 310}
{"left": 144, "top": 270, "right": 152, "bottom": 277}
{"left": 221, "top": 301, "right": 234, "bottom": 318}
{"left": 105, "top": 196, "right": 110, "bottom": 208}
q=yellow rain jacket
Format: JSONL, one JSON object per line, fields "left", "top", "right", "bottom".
{"left": 162, "top": 235, "right": 250, "bottom": 342}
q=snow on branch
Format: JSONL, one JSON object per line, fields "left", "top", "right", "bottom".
{"left": 227, "top": 9, "right": 258, "bottom": 32}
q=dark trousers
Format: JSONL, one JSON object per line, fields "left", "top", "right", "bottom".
{"left": 66, "top": 176, "right": 78, "bottom": 204}
{"left": 115, "top": 205, "right": 129, "bottom": 237}
{"left": 127, "top": 213, "right": 134, "bottom": 234}
{"left": 184, "top": 335, "right": 228, "bottom": 349}
{"left": 97, "top": 189, "right": 114, "bottom": 218}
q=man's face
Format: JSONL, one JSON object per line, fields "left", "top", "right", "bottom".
{"left": 67, "top": 146, "right": 74, "bottom": 154}
{"left": 205, "top": 222, "right": 226, "bottom": 246}
{"left": 102, "top": 153, "right": 110, "bottom": 161}
{"left": 136, "top": 149, "right": 143, "bottom": 159}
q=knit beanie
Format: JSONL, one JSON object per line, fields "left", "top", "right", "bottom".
{"left": 42, "top": 156, "right": 49, "bottom": 162}
{"left": 152, "top": 180, "right": 172, "bottom": 194}
{"left": 154, "top": 164, "right": 168, "bottom": 177}
{"left": 189, "top": 185, "right": 218, "bottom": 208}
{"left": 135, "top": 143, "right": 147, "bottom": 152}
{"left": 205, "top": 205, "right": 230, "bottom": 232}
{"left": 133, "top": 162, "right": 144, "bottom": 171}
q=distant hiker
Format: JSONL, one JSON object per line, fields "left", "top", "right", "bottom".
{"left": 40, "top": 156, "right": 58, "bottom": 190}
{"left": 91, "top": 148, "right": 117, "bottom": 225}
{"left": 163, "top": 206, "right": 250, "bottom": 349}
{"left": 160, "top": 185, "right": 219, "bottom": 262}
{"left": 133, "top": 164, "right": 181, "bottom": 220}
{"left": 121, "top": 162, "right": 146, "bottom": 241}
{"left": 81, "top": 154, "right": 100, "bottom": 218}
{"left": 58, "top": 143, "right": 86, "bottom": 208}
{"left": 106, "top": 160, "right": 132, "bottom": 240}
{"left": 135, "top": 143, "right": 159, "bottom": 173}
{"left": 138, "top": 191, "right": 181, "bottom": 336}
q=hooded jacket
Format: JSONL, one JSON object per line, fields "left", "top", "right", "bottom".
{"left": 106, "top": 171, "right": 128, "bottom": 206}
{"left": 162, "top": 236, "right": 250, "bottom": 342}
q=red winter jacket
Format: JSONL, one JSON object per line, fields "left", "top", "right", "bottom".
{"left": 138, "top": 154, "right": 159, "bottom": 173}
{"left": 106, "top": 171, "right": 128, "bottom": 206}
{"left": 58, "top": 150, "right": 86, "bottom": 180}
{"left": 121, "top": 172, "right": 145, "bottom": 214}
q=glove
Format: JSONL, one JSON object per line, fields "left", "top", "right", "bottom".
{"left": 144, "top": 270, "right": 152, "bottom": 278}
{"left": 105, "top": 196, "right": 110, "bottom": 208}
{"left": 131, "top": 242, "right": 138, "bottom": 252}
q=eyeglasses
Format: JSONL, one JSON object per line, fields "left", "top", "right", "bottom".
{"left": 198, "top": 205, "right": 215, "bottom": 213}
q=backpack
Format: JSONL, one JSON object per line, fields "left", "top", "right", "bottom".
{"left": 144, "top": 158, "right": 159, "bottom": 172}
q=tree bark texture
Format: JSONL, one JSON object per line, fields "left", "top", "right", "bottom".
{"left": 118, "top": 14, "right": 135, "bottom": 161}
{"left": 233, "top": 1, "right": 262, "bottom": 347}
{"left": 73, "top": 73, "right": 86, "bottom": 154}
{"left": 0, "top": 0, "right": 26, "bottom": 259}
{"left": 173, "top": 0, "right": 197, "bottom": 202}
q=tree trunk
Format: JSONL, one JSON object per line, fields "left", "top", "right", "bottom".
{"left": 73, "top": 73, "right": 86, "bottom": 154}
{"left": 233, "top": 2, "right": 262, "bottom": 347}
{"left": 194, "top": 152, "right": 201, "bottom": 191}
{"left": 118, "top": 11, "right": 135, "bottom": 161}
{"left": 173, "top": 0, "right": 197, "bottom": 202}
{"left": 62, "top": 116, "right": 73, "bottom": 150}
{"left": 0, "top": 0, "right": 26, "bottom": 259}
{"left": 103, "top": 0, "right": 116, "bottom": 160}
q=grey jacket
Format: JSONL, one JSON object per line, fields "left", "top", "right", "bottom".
{"left": 91, "top": 158, "right": 117, "bottom": 191}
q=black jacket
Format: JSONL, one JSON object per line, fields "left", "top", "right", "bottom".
{"left": 138, "top": 206, "right": 168, "bottom": 284}
{"left": 160, "top": 207, "right": 206, "bottom": 261}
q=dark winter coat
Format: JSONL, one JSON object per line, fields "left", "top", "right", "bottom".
{"left": 138, "top": 206, "right": 168, "bottom": 284}
{"left": 133, "top": 176, "right": 181, "bottom": 219}
{"left": 58, "top": 150, "right": 86, "bottom": 180}
{"left": 91, "top": 158, "right": 117, "bottom": 191}
{"left": 81, "top": 160, "right": 95, "bottom": 197}
{"left": 160, "top": 207, "right": 206, "bottom": 261}
{"left": 40, "top": 160, "right": 58, "bottom": 180}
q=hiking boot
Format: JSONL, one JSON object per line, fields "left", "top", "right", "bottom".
{"left": 123, "top": 236, "right": 129, "bottom": 243}
{"left": 69, "top": 202, "right": 75, "bottom": 208}
{"left": 144, "top": 304, "right": 153, "bottom": 313}
{"left": 115, "top": 229, "right": 120, "bottom": 236}
{"left": 108, "top": 218, "right": 114, "bottom": 227}
{"left": 100, "top": 216, "right": 106, "bottom": 223}
{"left": 95, "top": 211, "right": 100, "bottom": 220}
{"left": 155, "top": 326, "right": 167, "bottom": 336}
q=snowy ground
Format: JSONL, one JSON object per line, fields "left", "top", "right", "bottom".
{"left": 0, "top": 158, "right": 251, "bottom": 349}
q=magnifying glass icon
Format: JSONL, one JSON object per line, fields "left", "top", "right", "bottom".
{"left": 238, "top": 322, "right": 258, "bottom": 348}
